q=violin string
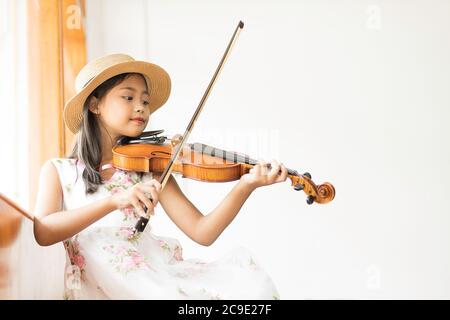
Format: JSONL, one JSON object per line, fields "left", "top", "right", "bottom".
{"left": 190, "top": 143, "right": 298, "bottom": 176}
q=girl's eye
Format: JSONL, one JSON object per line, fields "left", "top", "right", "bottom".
{"left": 143, "top": 101, "right": 150, "bottom": 106}
{"left": 122, "top": 96, "right": 133, "bottom": 101}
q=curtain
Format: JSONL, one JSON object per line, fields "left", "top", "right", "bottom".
{"left": 0, "top": 0, "right": 65, "bottom": 299}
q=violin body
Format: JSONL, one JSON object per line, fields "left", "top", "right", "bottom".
{"left": 113, "top": 140, "right": 253, "bottom": 182}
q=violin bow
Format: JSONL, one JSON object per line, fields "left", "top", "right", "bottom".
{"left": 134, "top": 21, "right": 245, "bottom": 233}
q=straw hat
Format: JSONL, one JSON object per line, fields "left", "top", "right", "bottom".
{"left": 63, "top": 53, "right": 171, "bottom": 134}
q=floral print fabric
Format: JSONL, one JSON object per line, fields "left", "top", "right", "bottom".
{"left": 51, "top": 158, "right": 280, "bottom": 300}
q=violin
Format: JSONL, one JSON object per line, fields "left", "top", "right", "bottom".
{"left": 112, "top": 130, "right": 335, "bottom": 230}
{"left": 111, "top": 21, "right": 335, "bottom": 233}
{"left": 113, "top": 130, "right": 335, "bottom": 205}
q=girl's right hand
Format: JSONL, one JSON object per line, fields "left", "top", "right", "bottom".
{"left": 110, "top": 179, "right": 162, "bottom": 218}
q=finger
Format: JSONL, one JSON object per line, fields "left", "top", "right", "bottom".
{"left": 147, "top": 187, "right": 159, "bottom": 207}
{"left": 277, "top": 163, "right": 289, "bottom": 182}
{"left": 270, "top": 159, "right": 280, "bottom": 174}
{"left": 138, "top": 194, "right": 155, "bottom": 218}
{"left": 268, "top": 160, "right": 280, "bottom": 182}
{"left": 149, "top": 179, "right": 162, "bottom": 191}
{"left": 139, "top": 185, "right": 160, "bottom": 206}
{"left": 143, "top": 179, "right": 162, "bottom": 192}
{"left": 140, "top": 184, "right": 161, "bottom": 199}
{"left": 254, "top": 161, "right": 262, "bottom": 176}
{"left": 282, "top": 163, "right": 288, "bottom": 181}
{"left": 130, "top": 195, "right": 146, "bottom": 217}
{"left": 135, "top": 188, "right": 155, "bottom": 212}
{"left": 140, "top": 184, "right": 159, "bottom": 206}
{"left": 259, "top": 159, "right": 268, "bottom": 176}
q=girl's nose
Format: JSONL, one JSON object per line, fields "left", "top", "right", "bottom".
{"left": 134, "top": 104, "right": 144, "bottom": 112}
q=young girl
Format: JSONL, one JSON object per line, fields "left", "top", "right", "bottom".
{"left": 33, "top": 53, "right": 288, "bottom": 300}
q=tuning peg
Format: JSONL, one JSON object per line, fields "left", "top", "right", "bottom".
{"left": 294, "top": 183, "right": 304, "bottom": 191}
{"left": 306, "top": 195, "right": 315, "bottom": 205}
{"left": 303, "top": 172, "right": 312, "bottom": 179}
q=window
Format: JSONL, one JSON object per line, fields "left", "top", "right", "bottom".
{"left": 0, "top": 0, "right": 29, "bottom": 208}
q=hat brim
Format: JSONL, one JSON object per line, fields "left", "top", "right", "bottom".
{"left": 63, "top": 60, "right": 171, "bottom": 134}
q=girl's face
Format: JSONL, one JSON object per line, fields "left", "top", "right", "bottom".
{"left": 93, "top": 74, "right": 151, "bottom": 138}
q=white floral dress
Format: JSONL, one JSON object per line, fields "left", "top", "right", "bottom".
{"left": 50, "top": 158, "right": 280, "bottom": 300}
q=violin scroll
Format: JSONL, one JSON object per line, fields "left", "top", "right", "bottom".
{"left": 290, "top": 171, "right": 335, "bottom": 205}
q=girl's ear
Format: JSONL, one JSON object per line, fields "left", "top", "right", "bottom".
{"left": 88, "top": 96, "right": 99, "bottom": 114}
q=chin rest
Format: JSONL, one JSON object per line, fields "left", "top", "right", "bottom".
{"left": 116, "top": 130, "right": 167, "bottom": 146}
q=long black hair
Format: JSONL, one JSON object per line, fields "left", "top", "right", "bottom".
{"left": 68, "top": 73, "right": 145, "bottom": 194}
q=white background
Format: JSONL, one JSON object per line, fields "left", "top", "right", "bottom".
{"left": 4, "top": 0, "right": 446, "bottom": 299}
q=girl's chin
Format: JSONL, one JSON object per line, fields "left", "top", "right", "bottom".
{"left": 121, "top": 127, "right": 145, "bottom": 138}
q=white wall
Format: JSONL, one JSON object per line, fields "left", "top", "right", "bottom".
{"left": 85, "top": 0, "right": 450, "bottom": 299}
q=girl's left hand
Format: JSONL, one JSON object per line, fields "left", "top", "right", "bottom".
{"left": 240, "top": 159, "right": 288, "bottom": 190}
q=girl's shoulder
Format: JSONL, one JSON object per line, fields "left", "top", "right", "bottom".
{"left": 48, "top": 157, "right": 84, "bottom": 180}
{"left": 49, "top": 157, "right": 83, "bottom": 168}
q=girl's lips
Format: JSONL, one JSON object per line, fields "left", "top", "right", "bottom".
{"left": 131, "top": 119, "right": 144, "bottom": 125}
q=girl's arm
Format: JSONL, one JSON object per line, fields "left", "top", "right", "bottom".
{"left": 156, "top": 160, "right": 288, "bottom": 246}
{"left": 34, "top": 160, "right": 160, "bottom": 246}
{"left": 33, "top": 160, "right": 116, "bottom": 246}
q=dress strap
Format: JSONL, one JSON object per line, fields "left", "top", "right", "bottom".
{"left": 100, "top": 163, "right": 114, "bottom": 171}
